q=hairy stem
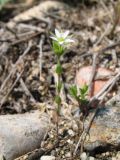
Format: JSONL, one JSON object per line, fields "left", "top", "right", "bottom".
{"left": 56, "top": 57, "right": 62, "bottom": 137}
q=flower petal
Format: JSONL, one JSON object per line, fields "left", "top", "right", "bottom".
{"left": 63, "top": 30, "right": 70, "bottom": 38}
{"left": 59, "top": 41, "right": 64, "bottom": 45}
{"left": 55, "top": 29, "right": 61, "bottom": 38}
{"left": 65, "top": 38, "right": 75, "bottom": 43}
{"left": 50, "top": 36, "right": 57, "bottom": 41}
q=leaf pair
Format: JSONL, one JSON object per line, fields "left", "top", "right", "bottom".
{"left": 69, "top": 84, "right": 88, "bottom": 104}
{"left": 52, "top": 41, "right": 65, "bottom": 58}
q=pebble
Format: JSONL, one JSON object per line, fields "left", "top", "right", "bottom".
{"left": 60, "top": 150, "right": 64, "bottom": 155}
{"left": 106, "top": 152, "right": 110, "bottom": 156}
{"left": 68, "top": 129, "right": 75, "bottom": 136}
{"left": 67, "top": 139, "right": 73, "bottom": 144}
{"left": 89, "top": 157, "right": 95, "bottom": 160}
{"left": 116, "top": 151, "right": 120, "bottom": 159}
{"left": 0, "top": 155, "right": 4, "bottom": 160}
{"left": 72, "top": 121, "right": 78, "bottom": 132}
{"left": 112, "top": 157, "right": 117, "bottom": 160}
{"left": 65, "top": 152, "right": 71, "bottom": 158}
{"left": 40, "top": 155, "right": 55, "bottom": 160}
{"left": 102, "top": 153, "right": 106, "bottom": 156}
{"left": 80, "top": 152, "right": 88, "bottom": 160}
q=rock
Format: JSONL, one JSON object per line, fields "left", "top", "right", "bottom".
{"left": 40, "top": 155, "right": 55, "bottom": 160}
{"left": 89, "top": 157, "right": 95, "bottom": 160}
{"left": 65, "top": 152, "right": 71, "bottom": 158}
{"left": 84, "top": 100, "right": 120, "bottom": 154}
{"left": 75, "top": 66, "right": 113, "bottom": 96}
{"left": 116, "top": 151, "right": 120, "bottom": 159}
{"left": 67, "top": 139, "right": 73, "bottom": 144}
{"left": 68, "top": 129, "right": 75, "bottom": 137}
{"left": 105, "top": 152, "right": 110, "bottom": 156}
{"left": 0, "top": 111, "right": 49, "bottom": 160}
{"left": 80, "top": 152, "right": 88, "bottom": 160}
{"left": 0, "top": 155, "right": 5, "bottom": 160}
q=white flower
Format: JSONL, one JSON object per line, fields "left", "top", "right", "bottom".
{"left": 50, "top": 29, "right": 75, "bottom": 45}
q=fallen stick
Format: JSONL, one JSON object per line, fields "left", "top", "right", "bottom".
{"left": 18, "top": 75, "right": 36, "bottom": 103}
{"left": 88, "top": 53, "right": 99, "bottom": 97}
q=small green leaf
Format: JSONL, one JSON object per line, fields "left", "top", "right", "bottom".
{"left": 69, "top": 85, "right": 78, "bottom": 99}
{"left": 80, "top": 84, "right": 88, "bottom": 95}
{"left": 52, "top": 41, "right": 64, "bottom": 57}
{"left": 56, "top": 62, "right": 62, "bottom": 75}
{"left": 55, "top": 95, "right": 61, "bottom": 106}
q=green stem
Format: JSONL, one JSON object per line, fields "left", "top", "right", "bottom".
{"left": 56, "top": 57, "right": 61, "bottom": 137}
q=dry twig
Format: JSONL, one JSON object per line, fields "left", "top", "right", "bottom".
{"left": 0, "top": 41, "right": 32, "bottom": 96}
{"left": 0, "top": 69, "right": 24, "bottom": 109}
{"left": 18, "top": 75, "right": 36, "bottom": 103}
{"left": 88, "top": 53, "right": 99, "bottom": 97}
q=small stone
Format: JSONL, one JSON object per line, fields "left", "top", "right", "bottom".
{"left": 102, "top": 153, "right": 106, "bottom": 156}
{"left": 80, "top": 152, "right": 88, "bottom": 160}
{"left": 90, "top": 35, "right": 97, "bottom": 43}
{"left": 65, "top": 152, "right": 71, "bottom": 158}
{"left": 0, "top": 155, "right": 4, "bottom": 160}
{"left": 116, "top": 151, "right": 120, "bottom": 159}
{"left": 72, "top": 121, "right": 78, "bottom": 132}
{"left": 68, "top": 129, "right": 75, "bottom": 136}
{"left": 112, "top": 157, "right": 117, "bottom": 160}
{"left": 40, "top": 155, "right": 55, "bottom": 160}
{"left": 106, "top": 152, "right": 110, "bottom": 156}
{"left": 87, "top": 18, "right": 94, "bottom": 27}
{"left": 60, "top": 150, "right": 64, "bottom": 155}
{"left": 67, "top": 139, "right": 73, "bottom": 144}
{"left": 89, "top": 156, "right": 95, "bottom": 160}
